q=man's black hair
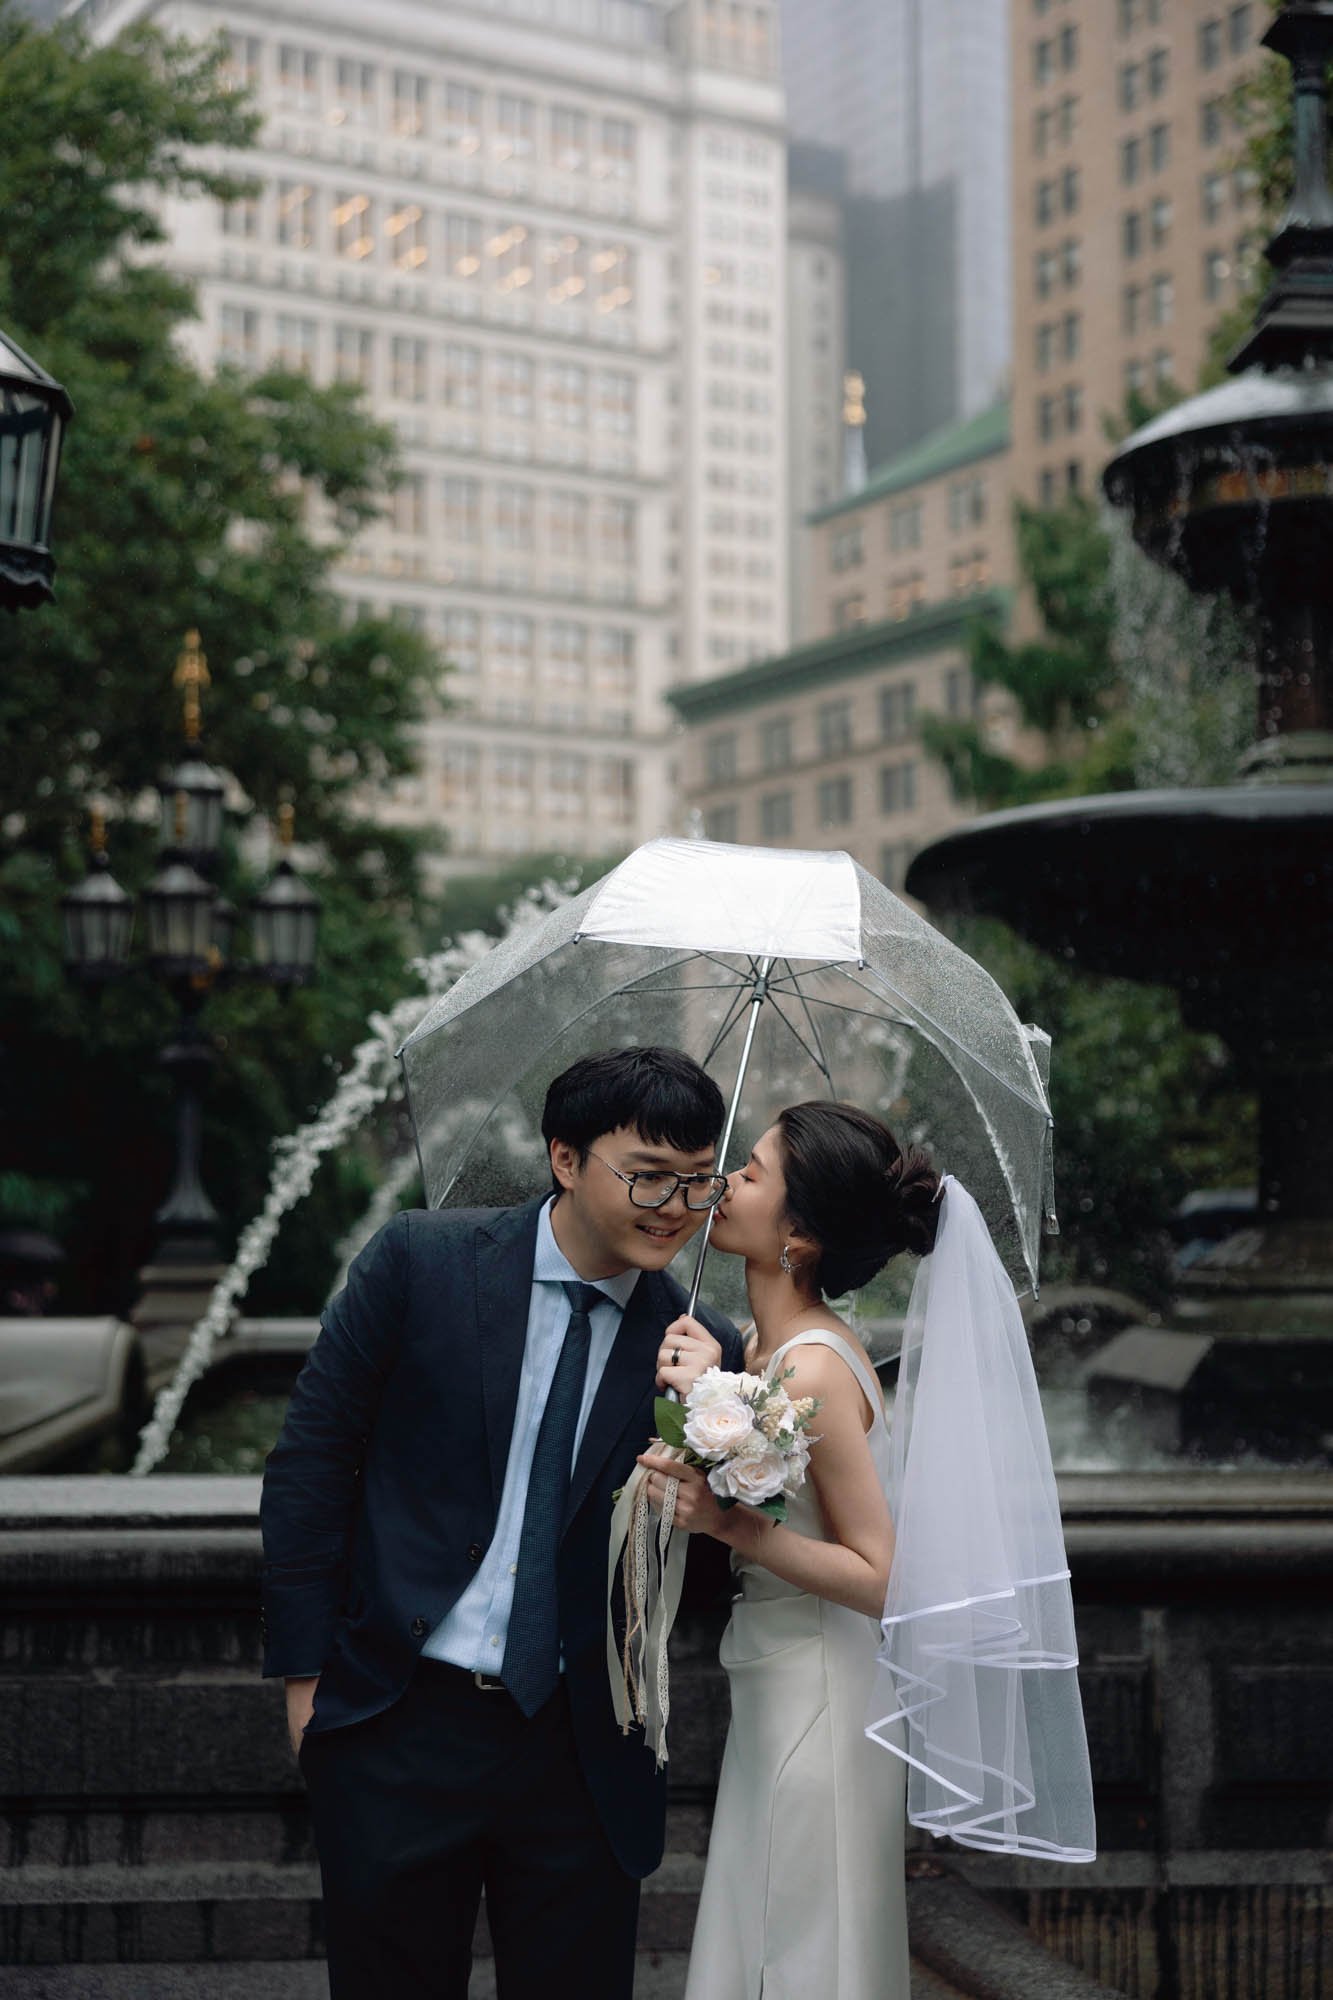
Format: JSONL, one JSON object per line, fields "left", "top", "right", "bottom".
{"left": 541, "top": 1048, "right": 725, "bottom": 1181}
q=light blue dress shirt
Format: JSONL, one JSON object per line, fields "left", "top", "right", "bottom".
{"left": 423, "top": 1197, "right": 640, "bottom": 1674}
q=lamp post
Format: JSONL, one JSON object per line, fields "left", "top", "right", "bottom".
{"left": 61, "top": 632, "right": 320, "bottom": 1352}
{"left": 0, "top": 327, "right": 73, "bottom": 612}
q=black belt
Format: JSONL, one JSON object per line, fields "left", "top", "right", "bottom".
{"left": 417, "top": 1656, "right": 508, "bottom": 1693}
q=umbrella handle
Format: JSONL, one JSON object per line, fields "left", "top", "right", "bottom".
{"left": 668, "top": 957, "right": 773, "bottom": 1400}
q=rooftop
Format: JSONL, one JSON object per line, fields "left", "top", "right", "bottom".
{"left": 666, "top": 589, "right": 1009, "bottom": 724}
{"left": 812, "top": 401, "right": 1011, "bottom": 526}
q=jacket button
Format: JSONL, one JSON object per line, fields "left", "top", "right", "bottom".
{"left": 411, "top": 1616, "right": 427, "bottom": 1638}
{"left": 467, "top": 1543, "right": 484, "bottom": 1564}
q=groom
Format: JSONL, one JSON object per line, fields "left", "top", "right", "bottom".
{"left": 260, "top": 1046, "right": 741, "bottom": 1999}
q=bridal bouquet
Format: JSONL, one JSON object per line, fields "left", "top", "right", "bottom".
{"left": 652, "top": 1365, "right": 820, "bottom": 1524}
{"left": 607, "top": 1368, "right": 821, "bottom": 1766}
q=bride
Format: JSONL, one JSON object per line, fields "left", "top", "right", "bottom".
{"left": 640, "top": 1098, "right": 1094, "bottom": 2000}
{"left": 640, "top": 1100, "right": 938, "bottom": 2000}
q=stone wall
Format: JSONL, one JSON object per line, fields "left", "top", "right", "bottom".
{"left": 0, "top": 1473, "right": 1329, "bottom": 1999}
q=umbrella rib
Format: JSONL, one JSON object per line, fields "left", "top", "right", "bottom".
{"left": 763, "top": 990, "right": 834, "bottom": 1085}
{"left": 701, "top": 981, "right": 759, "bottom": 1068}
{"left": 782, "top": 960, "right": 837, "bottom": 1091}
{"left": 767, "top": 960, "right": 854, "bottom": 990}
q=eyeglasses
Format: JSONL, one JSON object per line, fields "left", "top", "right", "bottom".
{"left": 587, "top": 1150, "right": 728, "bottom": 1212}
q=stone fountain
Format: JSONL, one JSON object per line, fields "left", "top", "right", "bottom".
{"left": 908, "top": 2, "right": 1333, "bottom": 1457}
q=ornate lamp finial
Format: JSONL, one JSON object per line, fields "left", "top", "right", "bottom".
{"left": 174, "top": 629, "right": 211, "bottom": 744}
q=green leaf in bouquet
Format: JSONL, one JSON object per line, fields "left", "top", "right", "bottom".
{"left": 756, "top": 1497, "right": 788, "bottom": 1522}
{"left": 653, "top": 1398, "right": 688, "bottom": 1449}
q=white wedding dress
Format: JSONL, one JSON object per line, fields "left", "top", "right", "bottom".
{"left": 684, "top": 1331, "right": 910, "bottom": 2000}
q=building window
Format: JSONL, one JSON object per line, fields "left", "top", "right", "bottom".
{"left": 1117, "top": 0, "right": 1139, "bottom": 33}
{"left": 817, "top": 775, "right": 853, "bottom": 827}
{"left": 391, "top": 336, "right": 427, "bottom": 403}
{"left": 831, "top": 522, "right": 865, "bottom": 572}
{"left": 445, "top": 213, "right": 483, "bottom": 280}
{"left": 598, "top": 497, "right": 636, "bottom": 568}
{"left": 1118, "top": 62, "right": 1141, "bottom": 111}
{"left": 219, "top": 303, "right": 259, "bottom": 368}
{"left": 220, "top": 194, "right": 259, "bottom": 238}
{"left": 1059, "top": 23, "right": 1078, "bottom": 69}
{"left": 547, "top": 752, "right": 588, "bottom": 817}
{"left": 1204, "top": 247, "right": 1230, "bottom": 300}
{"left": 276, "top": 180, "right": 314, "bottom": 249}
{"left": 1149, "top": 121, "right": 1171, "bottom": 172}
{"left": 1154, "top": 349, "right": 1175, "bottom": 391}
{"left": 1199, "top": 17, "right": 1223, "bottom": 68}
{"left": 706, "top": 732, "right": 738, "bottom": 784}
{"left": 493, "top": 613, "right": 535, "bottom": 684}
{"left": 444, "top": 81, "right": 483, "bottom": 156}
{"left": 879, "top": 682, "right": 917, "bottom": 742}
{"left": 1066, "top": 460, "right": 1082, "bottom": 496}
{"left": 333, "top": 58, "right": 376, "bottom": 126}
{"left": 1122, "top": 210, "right": 1143, "bottom": 259}
{"left": 1058, "top": 93, "right": 1078, "bottom": 142}
{"left": 1202, "top": 170, "right": 1226, "bottom": 222}
{"left": 1151, "top": 272, "right": 1174, "bottom": 324}
{"left": 390, "top": 472, "right": 425, "bottom": 538}
{"left": 1035, "top": 179, "right": 1056, "bottom": 227}
{"left": 548, "top": 491, "right": 590, "bottom": 565}
{"left": 1061, "top": 167, "right": 1080, "bottom": 215}
{"left": 1201, "top": 96, "right": 1225, "bottom": 146}
{"left": 833, "top": 593, "right": 866, "bottom": 630}
{"left": 889, "top": 574, "right": 925, "bottom": 620}
{"left": 759, "top": 791, "right": 793, "bottom": 840}
{"left": 1151, "top": 196, "right": 1172, "bottom": 247}
{"left": 598, "top": 117, "right": 637, "bottom": 181}
{"left": 1122, "top": 283, "right": 1143, "bottom": 333}
{"left": 387, "top": 202, "right": 427, "bottom": 273}
{"left": 547, "top": 361, "right": 589, "bottom": 432}
{"left": 593, "top": 243, "right": 635, "bottom": 317}
{"left": 274, "top": 312, "right": 316, "bottom": 376}
{"left": 879, "top": 761, "right": 918, "bottom": 815}
{"left": 495, "top": 483, "right": 535, "bottom": 553}
{"left": 494, "top": 352, "right": 535, "bottom": 423}
{"left": 944, "top": 667, "right": 975, "bottom": 718}
{"left": 1147, "top": 47, "right": 1169, "bottom": 95}
{"left": 760, "top": 715, "right": 793, "bottom": 771}
{"left": 442, "top": 343, "right": 481, "bottom": 410}
{"left": 706, "top": 805, "right": 739, "bottom": 843}
{"left": 948, "top": 476, "right": 987, "bottom": 530}
{"left": 392, "top": 70, "right": 427, "bottom": 137}
{"left": 278, "top": 44, "right": 319, "bottom": 109}
{"left": 1038, "top": 395, "right": 1057, "bottom": 443}
{"left": 223, "top": 32, "right": 261, "bottom": 91}
{"left": 332, "top": 190, "right": 374, "bottom": 261}
{"left": 442, "top": 609, "right": 481, "bottom": 684}
{"left": 595, "top": 627, "right": 635, "bottom": 697}
{"left": 818, "top": 700, "right": 853, "bottom": 757}
{"left": 594, "top": 368, "right": 635, "bottom": 436}
{"left": 442, "top": 476, "right": 481, "bottom": 544}
{"left": 550, "top": 105, "right": 589, "bottom": 174}
{"left": 1035, "top": 248, "right": 1058, "bottom": 298}
{"left": 333, "top": 323, "right": 372, "bottom": 385}
{"left": 1038, "top": 468, "right": 1057, "bottom": 507}
{"left": 1034, "top": 106, "right": 1053, "bottom": 155}
{"left": 495, "top": 93, "right": 537, "bottom": 163}
{"left": 602, "top": 757, "right": 636, "bottom": 827}
{"left": 1125, "top": 357, "right": 1146, "bottom": 397}
{"left": 1063, "top": 310, "right": 1081, "bottom": 359}
{"left": 1229, "top": 5, "right": 1252, "bottom": 55}
{"left": 1035, "top": 321, "right": 1054, "bottom": 371}
{"left": 1062, "top": 237, "right": 1081, "bottom": 286}
{"left": 547, "top": 619, "right": 586, "bottom": 689}
{"left": 880, "top": 842, "right": 915, "bottom": 894}
{"left": 1033, "top": 38, "right": 1054, "bottom": 86}
{"left": 889, "top": 500, "right": 923, "bottom": 552}
{"left": 1064, "top": 383, "right": 1083, "bottom": 433}
{"left": 1121, "top": 137, "right": 1141, "bottom": 186}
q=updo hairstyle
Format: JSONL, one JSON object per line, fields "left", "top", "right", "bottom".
{"left": 775, "top": 1101, "right": 941, "bottom": 1297}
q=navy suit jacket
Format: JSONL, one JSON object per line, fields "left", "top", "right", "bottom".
{"left": 259, "top": 1195, "right": 741, "bottom": 1879}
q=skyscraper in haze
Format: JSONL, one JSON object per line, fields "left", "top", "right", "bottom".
{"left": 780, "top": 0, "right": 1011, "bottom": 464}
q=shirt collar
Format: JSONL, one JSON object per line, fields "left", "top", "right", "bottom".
{"left": 534, "top": 1197, "right": 640, "bottom": 1311}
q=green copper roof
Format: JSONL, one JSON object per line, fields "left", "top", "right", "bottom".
{"left": 812, "top": 401, "right": 1011, "bottom": 525}
{"left": 666, "top": 590, "right": 1010, "bottom": 724}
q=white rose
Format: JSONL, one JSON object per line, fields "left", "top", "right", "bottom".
{"left": 683, "top": 1394, "right": 755, "bottom": 1457}
{"left": 687, "top": 1367, "right": 744, "bottom": 1411}
{"left": 711, "top": 1439, "right": 788, "bottom": 1505}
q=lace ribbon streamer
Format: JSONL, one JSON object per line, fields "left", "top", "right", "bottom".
{"left": 605, "top": 1439, "right": 689, "bottom": 1767}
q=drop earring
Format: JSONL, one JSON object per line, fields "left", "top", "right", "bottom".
{"left": 780, "top": 1243, "right": 794, "bottom": 1275}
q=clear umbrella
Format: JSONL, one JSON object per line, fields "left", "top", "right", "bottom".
{"left": 398, "top": 839, "right": 1057, "bottom": 1301}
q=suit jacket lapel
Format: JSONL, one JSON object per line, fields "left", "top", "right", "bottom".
{"left": 475, "top": 1197, "right": 545, "bottom": 1510}
{"left": 563, "top": 1269, "right": 668, "bottom": 1536}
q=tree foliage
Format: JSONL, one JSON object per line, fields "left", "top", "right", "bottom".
{"left": 0, "top": 5, "right": 449, "bottom": 1311}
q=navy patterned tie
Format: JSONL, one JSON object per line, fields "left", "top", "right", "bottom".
{"left": 502, "top": 1280, "right": 604, "bottom": 1716}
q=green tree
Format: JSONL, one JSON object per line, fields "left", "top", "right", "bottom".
{"left": 0, "top": 6, "right": 448, "bottom": 1311}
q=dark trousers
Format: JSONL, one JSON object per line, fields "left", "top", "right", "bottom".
{"left": 300, "top": 1659, "right": 640, "bottom": 1999}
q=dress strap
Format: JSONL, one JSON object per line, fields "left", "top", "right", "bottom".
{"left": 765, "top": 1330, "right": 883, "bottom": 1430}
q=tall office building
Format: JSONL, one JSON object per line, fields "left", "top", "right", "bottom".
{"left": 779, "top": 0, "right": 1011, "bottom": 465}
{"left": 75, "top": 0, "right": 788, "bottom": 868}
{"left": 786, "top": 143, "right": 848, "bottom": 641}
{"left": 1011, "top": 0, "right": 1262, "bottom": 510}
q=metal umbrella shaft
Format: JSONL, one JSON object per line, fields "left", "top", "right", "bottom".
{"left": 667, "top": 957, "right": 773, "bottom": 1400}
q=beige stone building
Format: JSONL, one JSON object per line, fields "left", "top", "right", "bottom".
{"left": 1011, "top": 0, "right": 1262, "bottom": 509}
{"left": 668, "top": 401, "right": 1012, "bottom": 888}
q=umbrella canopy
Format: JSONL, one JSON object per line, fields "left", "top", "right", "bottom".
{"left": 398, "top": 840, "right": 1056, "bottom": 1295}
